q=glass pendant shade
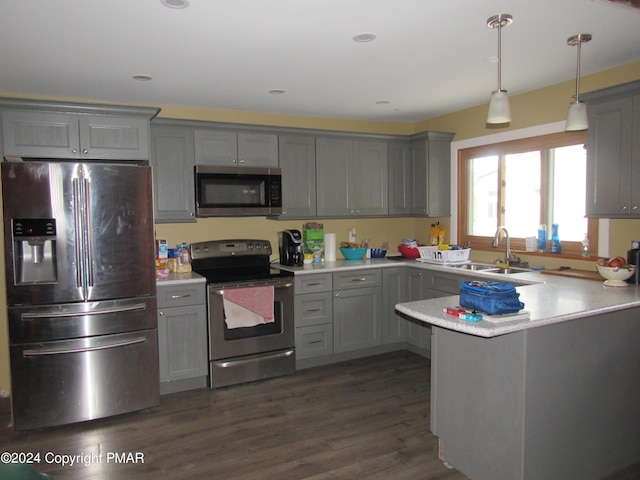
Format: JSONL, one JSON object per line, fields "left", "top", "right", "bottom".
{"left": 487, "top": 90, "right": 511, "bottom": 124}
{"left": 566, "top": 101, "right": 588, "bottom": 131}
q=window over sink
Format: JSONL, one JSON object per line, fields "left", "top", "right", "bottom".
{"left": 458, "top": 130, "right": 597, "bottom": 257}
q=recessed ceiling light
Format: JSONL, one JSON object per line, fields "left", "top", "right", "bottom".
{"left": 353, "top": 32, "right": 376, "bottom": 43}
{"left": 269, "top": 89, "right": 286, "bottom": 95}
{"left": 132, "top": 74, "right": 153, "bottom": 81}
{"left": 161, "top": 0, "right": 189, "bottom": 9}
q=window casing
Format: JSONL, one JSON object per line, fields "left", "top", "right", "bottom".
{"left": 458, "top": 131, "right": 597, "bottom": 257}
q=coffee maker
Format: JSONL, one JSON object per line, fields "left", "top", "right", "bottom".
{"left": 627, "top": 247, "right": 640, "bottom": 284}
{"left": 278, "top": 229, "right": 304, "bottom": 266}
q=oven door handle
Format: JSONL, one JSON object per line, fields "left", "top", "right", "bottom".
{"left": 211, "top": 282, "right": 293, "bottom": 296}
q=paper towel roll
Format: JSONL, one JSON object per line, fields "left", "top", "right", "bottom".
{"left": 324, "top": 233, "right": 336, "bottom": 261}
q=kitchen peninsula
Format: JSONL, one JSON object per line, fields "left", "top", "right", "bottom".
{"left": 394, "top": 266, "right": 640, "bottom": 480}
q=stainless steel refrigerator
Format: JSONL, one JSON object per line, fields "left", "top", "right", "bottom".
{"left": 1, "top": 161, "right": 158, "bottom": 430}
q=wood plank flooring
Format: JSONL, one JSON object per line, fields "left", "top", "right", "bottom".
{"left": 0, "top": 351, "right": 638, "bottom": 480}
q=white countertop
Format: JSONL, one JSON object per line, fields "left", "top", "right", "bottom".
{"left": 156, "top": 271, "right": 206, "bottom": 286}
{"left": 276, "top": 257, "right": 640, "bottom": 338}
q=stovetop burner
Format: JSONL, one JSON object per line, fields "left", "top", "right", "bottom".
{"left": 190, "top": 239, "right": 293, "bottom": 285}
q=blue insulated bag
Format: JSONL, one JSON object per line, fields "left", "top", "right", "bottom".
{"left": 459, "top": 280, "right": 525, "bottom": 315}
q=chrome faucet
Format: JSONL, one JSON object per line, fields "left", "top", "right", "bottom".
{"left": 492, "top": 226, "right": 515, "bottom": 265}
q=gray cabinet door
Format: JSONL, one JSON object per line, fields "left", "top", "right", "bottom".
{"left": 158, "top": 304, "right": 208, "bottom": 383}
{"left": 382, "top": 267, "right": 407, "bottom": 344}
{"left": 194, "top": 129, "right": 237, "bottom": 165}
{"left": 333, "top": 286, "right": 382, "bottom": 353}
{"left": 150, "top": 126, "right": 196, "bottom": 223}
{"left": 412, "top": 132, "right": 453, "bottom": 217}
{"left": 586, "top": 96, "right": 634, "bottom": 217}
{"left": 194, "top": 129, "right": 278, "bottom": 167}
{"left": 352, "top": 140, "right": 388, "bottom": 215}
{"left": 237, "top": 132, "right": 278, "bottom": 167}
{"left": 388, "top": 142, "right": 413, "bottom": 215}
{"left": 1, "top": 110, "right": 150, "bottom": 160}
{"left": 316, "top": 137, "right": 351, "bottom": 216}
{"left": 279, "top": 134, "right": 316, "bottom": 217}
{"left": 405, "top": 268, "right": 431, "bottom": 348}
{"left": 316, "top": 137, "right": 388, "bottom": 216}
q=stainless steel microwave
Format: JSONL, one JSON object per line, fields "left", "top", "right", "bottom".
{"left": 194, "top": 165, "right": 282, "bottom": 217}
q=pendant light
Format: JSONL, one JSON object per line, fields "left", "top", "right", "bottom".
{"left": 565, "top": 33, "right": 592, "bottom": 131}
{"left": 486, "top": 14, "right": 513, "bottom": 124}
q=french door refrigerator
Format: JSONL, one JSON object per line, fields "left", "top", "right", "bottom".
{"left": 1, "top": 161, "right": 158, "bottom": 430}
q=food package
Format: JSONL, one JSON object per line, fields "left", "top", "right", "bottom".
{"left": 303, "top": 223, "right": 324, "bottom": 259}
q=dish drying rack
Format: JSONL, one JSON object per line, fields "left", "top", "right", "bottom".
{"left": 416, "top": 246, "right": 471, "bottom": 265}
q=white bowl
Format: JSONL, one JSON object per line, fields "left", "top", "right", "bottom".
{"left": 596, "top": 264, "right": 635, "bottom": 287}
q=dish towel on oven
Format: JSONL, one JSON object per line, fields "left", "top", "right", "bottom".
{"left": 222, "top": 285, "right": 275, "bottom": 329}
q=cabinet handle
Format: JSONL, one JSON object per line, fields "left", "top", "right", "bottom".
{"left": 308, "top": 340, "right": 323, "bottom": 345}
{"left": 306, "top": 308, "right": 322, "bottom": 313}
{"left": 82, "top": 148, "right": 88, "bottom": 154}
{"left": 171, "top": 294, "right": 192, "bottom": 299}
{"left": 622, "top": 205, "right": 628, "bottom": 211}
{"left": 159, "top": 311, "right": 164, "bottom": 316}
{"left": 335, "top": 293, "right": 340, "bottom": 298}
{"left": 350, "top": 277, "right": 367, "bottom": 282}
{"left": 239, "top": 159, "right": 245, "bottom": 164}
{"left": 633, "top": 205, "right": 638, "bottom": 211}
{"left": 72, "top": 148, "right": 78, "bottom": 154}
{"left": 307, "top": 282, "right": 322, "bottom": 286}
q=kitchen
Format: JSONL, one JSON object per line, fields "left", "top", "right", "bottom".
{"left": 2, "top": 1, "right": 640, "bottom": 479}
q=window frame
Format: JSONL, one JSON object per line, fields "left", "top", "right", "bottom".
{"left": 457, "top": 131, "right": 598, "bottom": 258}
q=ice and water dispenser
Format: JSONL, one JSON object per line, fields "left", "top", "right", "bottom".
{"left": 12, "top": 218, "right": 58, "bottom": 284}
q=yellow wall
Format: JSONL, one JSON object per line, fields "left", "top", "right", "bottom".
{"left": 0, "top": 61, "right": 639, "bottom": 393}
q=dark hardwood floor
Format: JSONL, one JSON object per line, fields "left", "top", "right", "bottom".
{"left": 1, "top": 351, "right": 638, "bottom": 480}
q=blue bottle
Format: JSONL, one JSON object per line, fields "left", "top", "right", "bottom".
{"left": 550, "top": 223, "right": 561, "bottom": 254}
{"left": 537, "top": 225, "right": 546, "bottom": 252}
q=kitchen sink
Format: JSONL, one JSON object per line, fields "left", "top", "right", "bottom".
{"left": 451, "top": 263, "right": 531, "bottom": 274}
{"left": 452, "top": 263, "right": 498, "bottom": 271}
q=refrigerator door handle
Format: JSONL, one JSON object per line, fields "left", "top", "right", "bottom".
{"left": 72, "top": 177, "right": 84, "bottom": 289}
{"left": 21, "top": 302, "right": 147, "bottom": 320}
{"left": 23, "top": 336, "right": 147, "bottom": 357}
{"left": 82, "top": 177, "right": 94, "bottom": 287}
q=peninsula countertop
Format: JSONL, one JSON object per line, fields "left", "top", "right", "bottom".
{"left": 276, "top": 257, "right": 640, "bottom": 338}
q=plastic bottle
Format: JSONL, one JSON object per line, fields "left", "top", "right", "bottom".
{"left": 550, "top": 224, "right": 561, "bottom": 254}
{"left": 581, "top": 234, "right": 591, "bottom": 258}
{"left": 537, "top": 225, "right": 547, "bottom": 253}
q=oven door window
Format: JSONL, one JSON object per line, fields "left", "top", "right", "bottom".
{"left": 224, "top": 299, "right": 283, "bottom": 340}
{"left": 199, "top": 175, "right": 267, "bottom": 208}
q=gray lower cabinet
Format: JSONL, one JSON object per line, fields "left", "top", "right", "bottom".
{"left": 382, "top": 267, "right": 407, "bottom": 344}
{"left": 583, "top": 80, "right": 640, "bottom": 218}
{"left": 157, "top": 281, "right": 208, "bottom": 394}
{"left": 316, "top": 137, "right": 388, "bottom": 216}
{"left": 333, "top": 269, "right": 382, "bottom": 353}
{"left": 150, "top": 124, "right": 196, "bottom": 223}
{"left": 194, "top": 129, "right": 278, "bottom": 167}
{"left": 405, "top": 267, "right": 432, "bottom": 350}
{"left": 294, "top": 273, "right": 333, "bottom": 367}
{"left": 278, "top": 134, "right": 316, "bottom": 217}
{"left": 0, "top": 100, "right": 157, "bottom": 160}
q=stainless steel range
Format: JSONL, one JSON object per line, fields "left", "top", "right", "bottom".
{"left": 190, "top": 239, "right": 295, "bottom": 388}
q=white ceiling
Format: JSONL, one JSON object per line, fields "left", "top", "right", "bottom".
{"left": 1, "top": 0, "right": 639, "bottom": 122}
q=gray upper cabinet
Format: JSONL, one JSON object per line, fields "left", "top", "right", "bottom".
{"left": 584, "top": 80, "right": 640, "bottom": 218}
{"left": 0, "top": 99, "right": 158, "bottom": 160}
{"left": 388, "top": 141, "right": 413, "bottom": 215}
{"left": 316, "top": 137, "right": 388, "bottom": 216}
{"left": 150, "top": 124, "right": 196, "bottom": 223}
{"left": 194, "top": 129, "right": 278, "bottom": 167}
{"left": 278, "top": 134, "right": 316, "bottom": 217}
{"left": 388, "top": 132, "right": 454, "bottom": 217}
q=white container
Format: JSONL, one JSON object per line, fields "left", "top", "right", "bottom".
{"left": 416, "top": 246, "right": 470, "bottom": 264}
